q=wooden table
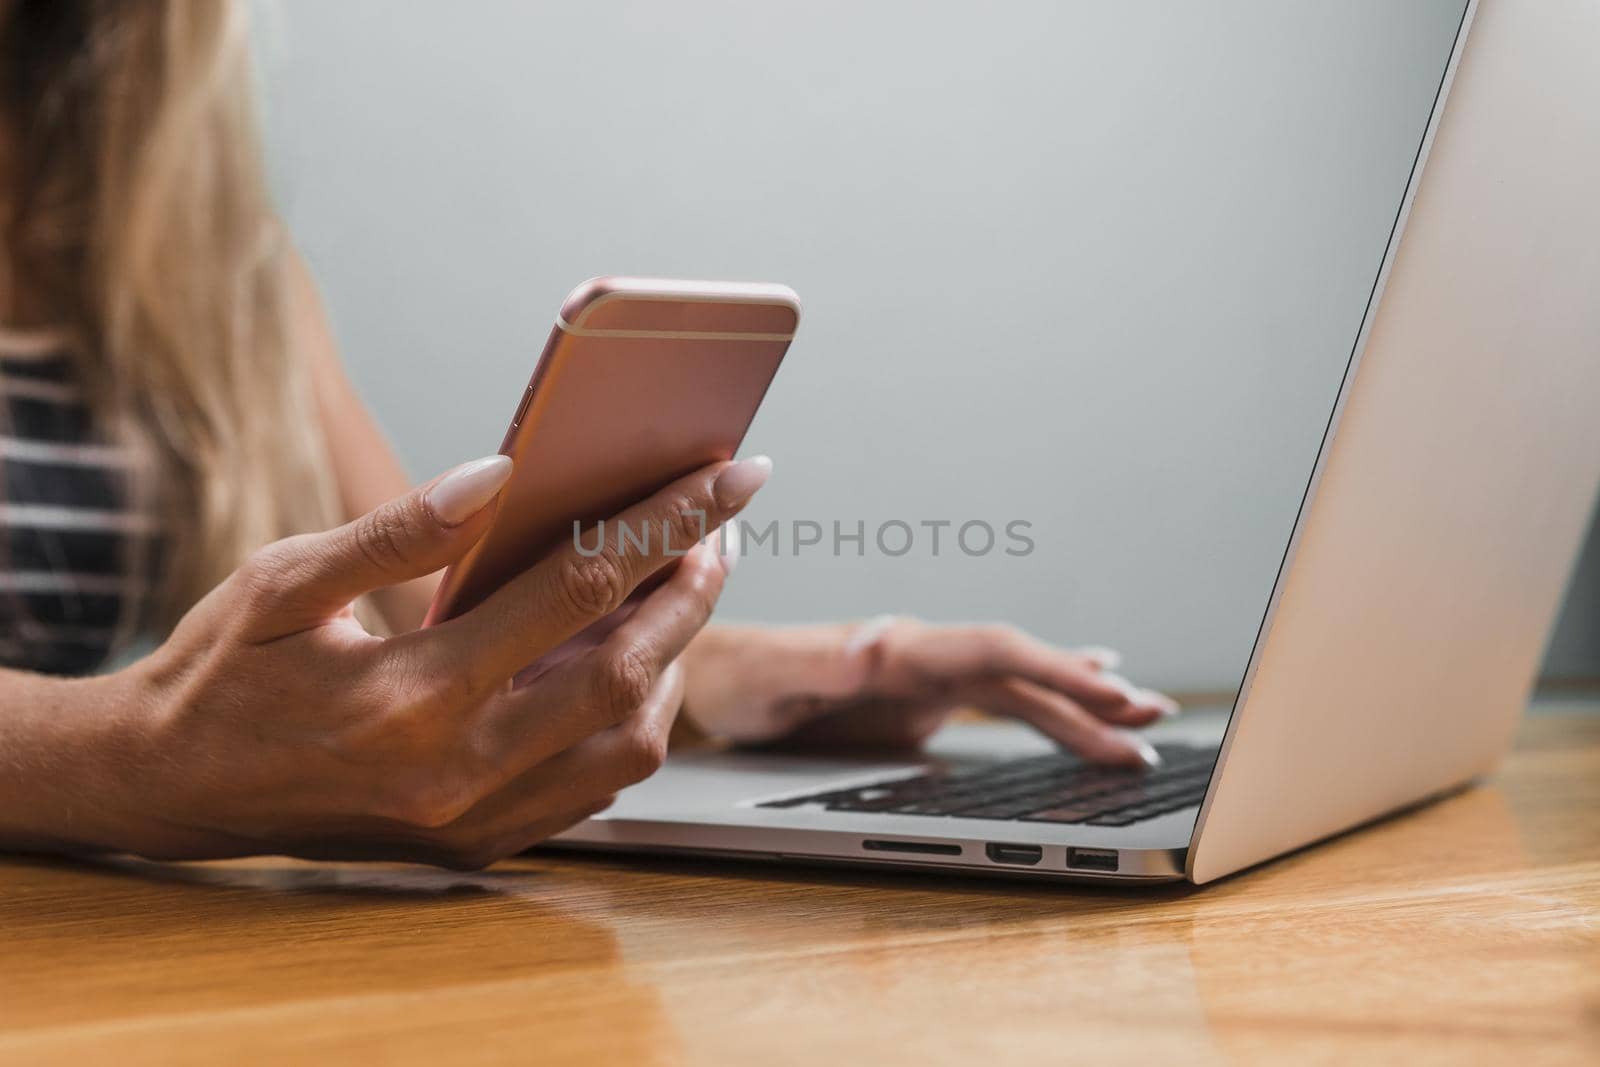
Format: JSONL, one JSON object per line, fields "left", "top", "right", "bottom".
{"left": 2, "top": 709, "right": 1596, "bottom": 1066}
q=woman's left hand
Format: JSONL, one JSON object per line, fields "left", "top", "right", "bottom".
{"left": 680, "top": 618, "right": 1179, "bottom": 768}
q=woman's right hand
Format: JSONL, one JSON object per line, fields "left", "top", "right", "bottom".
{"left": 35, "top": 454, "right": 771, "bottom": 868}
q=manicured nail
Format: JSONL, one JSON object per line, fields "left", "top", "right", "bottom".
{"left": 427, "top": 455, "right": 514, "bottom": 526}
{"left": 1100, "top": 671, "right": 1178, "bottom": 716}
{"left": 709, "top": 521, "right": 742, "bottom": 574}
{"left": 713, "top": 455, "right": 773, "bottom": 510}
{"left": 843, "top": 613, "right": 896, "bottom": 656}
{"left": 1114, "top": 728, "right": 1163, "bottom": 770}
{"left": 1072, "top": 645, "right": 1123, "bottom": 670}
{"left": 1101, "top": 671, "right": 1139, "bottom": 700}
{"left": 1139, "top": 689, "right": 1182, "bottom": 718}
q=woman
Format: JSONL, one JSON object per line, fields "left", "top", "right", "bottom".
{"left": 0, "top": 1, "right": 1174, "bottom": 868}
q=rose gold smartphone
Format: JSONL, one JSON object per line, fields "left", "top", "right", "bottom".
{"left": 423, "top": 277, "right": 800, "bottom": 626}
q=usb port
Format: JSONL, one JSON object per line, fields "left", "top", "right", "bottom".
{"left": 985, "top": 842, "right": 1043, "bottom": 866}
{"left": 1066, "top": 847, "right": 1119, "bottom": 872}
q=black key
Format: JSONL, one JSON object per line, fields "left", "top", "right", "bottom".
{"left": 827, "top": 797, "right": 906, "bottom": 813}
{"left": 1019, "top": 805, "right": 1101, "bottom": 824}
{"left": 1118, "top": 806, "right": 1163, "bottom": 820}
{"left": 888, "top": 802, "right": 957, "bottom": 816}
{"left": 860, "top": 780, "right": 932, "bottom": 798}
{"left": 1166, "top": 771, "right": 1212, "bottom": 786}
{"left": 939, "top": 790, "right": 999, "bottom": 808}
{"left": 760, "top": 789, "right": 859, "bottom": 809}
{"left": 1086, "top": 814, "right": 1137, "bottom": 826}
{"left": 952, "top": 801, "right": 1049, "bottom": 820}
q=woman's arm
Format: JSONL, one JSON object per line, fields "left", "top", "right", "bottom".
{"left": 290, "top": 254, "right": 435, "bottom": 632}
{"left": 0, "top": 669, "right": 144, "bottom": 854}
{"left": 680, "top": 618, "right": 1178, "bottom": 765}
{"left": 284, "top": 257, "right": 1175, "bottom": 767}
{"left": 0, "top": 458, "right": 761, "bottom": 864}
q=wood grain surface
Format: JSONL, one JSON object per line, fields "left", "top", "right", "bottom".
{"left": 2, "top": 709, "right": 1596, "bottom": 1066}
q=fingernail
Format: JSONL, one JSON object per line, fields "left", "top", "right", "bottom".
{"left": 1138, "top": 689, "right": 1182, "bottom": 718}
{"left": 843, "top": 613, "right": 896, "bottom": 656}
{"left": 1101, "top": 671, "right": 1179, "bottom": 717}
{"left": 427, "top": 455, "right": 514, "bottom": 526}
{"left": 1101, "top": 671, "right": 1140, "bottom": 700}
{"left": 1114, "top": 728, "right": 1163, "bottom": 769}
{"left": 713, "top": 455, "right": 773, "bottom": 510}
{"left": 1072, "top": 645, "right": 1123, "bottom": 670}
{"left": 707, "top": 521, "right": 742, "bottom": 574}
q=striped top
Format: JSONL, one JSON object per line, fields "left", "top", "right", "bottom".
{"left": 0, "top": 327, "right": 158, "bottom": 675}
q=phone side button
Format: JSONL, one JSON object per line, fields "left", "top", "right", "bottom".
{"left": 511, "top": 385, "right": 534, "bottom": 427}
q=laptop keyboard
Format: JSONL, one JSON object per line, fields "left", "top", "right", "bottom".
{"left": 757, "top": 744, "right": 1216, "bottom": 826}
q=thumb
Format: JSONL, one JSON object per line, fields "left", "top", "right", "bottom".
{"left": 243, "top": 455, "right": 512, "bottom": 630}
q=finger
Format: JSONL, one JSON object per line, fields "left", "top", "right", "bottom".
{"left": 477, "top": 544, "right": 724, "bottom": 774}
{"left": 591, "top": 539, "right": 726, "bottom": 686}
{"left": 451, "top": 662, "right": 685, "bottom": 848}
{"left": 1092, "top": 671, "right": 1180, "bottom": 724}
{"left": 891, "top": 625, "right": 1179, "bottom": 721}
{"left": 239, "top": 455, "right": 513, "bottom": 634}
{"left": 1068, "top": 645, "right": 1123, "bottom": 671}
{"left": 420, "top": 455, "right": 770, "bottom": 688}
{"left": 455, "top": 794, "right": 616, "bottom": 869}
{"left": 298, "top": 664, "right": 684, "bottom": 868}
{"left": 278, "top": 797, "right": 606, "bottom": 869}
{"left": 962, "top": 677, "right": 1161, "bottom": 769}
{"left": 508, "top": 525, "right": 733, "bottom": 690}
{"left": 508, "top": 597, "right": 643, "bottom": 690}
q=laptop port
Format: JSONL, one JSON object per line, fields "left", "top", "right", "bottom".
{"left": 1066, "top": 847, "right": 1119, "bottom": 872}
{"left": 862, "top": 839, "right": 963, "bottom": 856}
{"left": 985, "top": 842, "right": 1043, "bottom": 866}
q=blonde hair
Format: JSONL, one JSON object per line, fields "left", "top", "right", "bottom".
{"left": 3, "top": 0, "right": 339, "bottom": 627}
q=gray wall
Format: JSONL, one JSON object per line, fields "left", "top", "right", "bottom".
{"left": 257, "top": 0, "right": 1595, "bottom": 693}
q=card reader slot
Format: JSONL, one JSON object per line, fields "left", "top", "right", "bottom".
{"left": 862, "top": 839, "right": 963, "bottom": 856}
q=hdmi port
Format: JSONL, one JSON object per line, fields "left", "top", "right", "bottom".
{"left": 986, "top": 843, "right": 1043, "bottom": 866}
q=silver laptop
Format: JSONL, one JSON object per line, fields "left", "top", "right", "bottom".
{"left": 553, "top": 0, "right": 1600, "bottom": 884}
